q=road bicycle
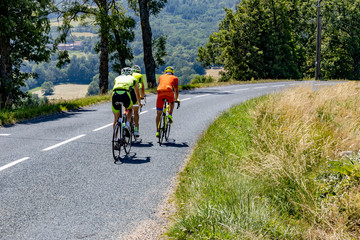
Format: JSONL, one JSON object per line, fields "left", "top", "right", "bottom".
{"left": 112, "top": 103, "right": 132, "bottom": 162}
{"left": 158, "top": 99, "right": 180, "bottom": 146}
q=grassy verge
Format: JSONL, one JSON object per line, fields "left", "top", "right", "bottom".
{"left": 0, "top": 79, "right": 291, "bottom": 126}
{"left": 0, "top": 94, "right": 110, "bottom": 126}
{"left": 166, "top": 81, "right": 360, "bottom": 239}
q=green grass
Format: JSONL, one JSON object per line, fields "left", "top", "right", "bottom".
{"left": 166, "top": 82, "right": 360, "bottom": 239}
{"left": 167, "top": 97, "right": 303, "bottom": 239}
{"left": 0, "top": 94, "right": 110, "bottom": 126}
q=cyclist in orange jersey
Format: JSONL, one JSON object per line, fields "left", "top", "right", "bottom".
{"left": 155, "top": 66, "right": 179, "bottom": 138}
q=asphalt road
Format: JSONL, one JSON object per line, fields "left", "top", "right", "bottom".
{"left": 0, "top": 81, "right": 339, "bottom": 239}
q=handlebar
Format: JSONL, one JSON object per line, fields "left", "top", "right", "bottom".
{"left": 175, "top": 100, "right": 180, "bottom": 109}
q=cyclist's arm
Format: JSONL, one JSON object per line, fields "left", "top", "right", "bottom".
{"left": 174, "top": 85, "right": 179, "bottom": 101}
{"left": 174, "top": 77, "right": 179, "bottom": 101}
{"left": 140, "top": 76, "right": 145, "bottom": 99}
{"left": 134, "top": 83, "right": 142, "bottom": 107}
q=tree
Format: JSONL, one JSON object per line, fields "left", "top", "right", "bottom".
{"left": 0, "top": 0, "right": 52, "bottom": 109}
{"left": 322, "top": 0, "right": 360, "bottom": 79}
{"left": 41, "top": 81, "right": 54, "bottom": 95}
{"left": 129, "top": 0, "right": 167, "bottom": 88}
{"left": 108, "top": 6, "right": 136, "bottom": 75}
{"left": 57, "top": 0, "right": 135, "bottom": 94}
{"left": 198, "top": 0, "right": 307, "bottom": 81}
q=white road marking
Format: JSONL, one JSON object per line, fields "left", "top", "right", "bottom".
{"left": 254, "top": 86, "right": 268, "bottom": 89}
{"left": 181, "top": 98, "right": 191, "bottom": 101}
{"left": 271, "top": 85, "right": 285, "bottom": 87}
{"left": 194, "top": 94, "right": 211, "bottom": 98}
{"left": 93, "top": 123, "right": 113, "bottom": 132}
{"left": 0, "top": 134, "right": 11, "bottom": 136}
{"left": 234, "top": 88, "right": 249, "bottom": 91}
{"left": 42, "top": 134, "right": 86, "bottom": 151}
{"left": 140, "top": 111, "right": 148, "bottom": 115}
{"left": 0, "top": 157, "right": 30, "bottom": 172}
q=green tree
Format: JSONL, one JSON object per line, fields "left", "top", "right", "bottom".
{"left": 128, "top": 0, "right": 168, "bottom": 88}
{"left": 322, "top": 0, "right": 360, "bottom": 79}
{"left": 108, "top": 5, "right": 136, "bottom": 75}
{"left": 0, "top": 0, "right": 52, "bottom": 109}
{"left": 56, "top": 0, "right": 135, "bottom": 94}
{"left": 41, "top": 81, "right": 54, "bottom": 95}
{"left": 198, "top": 0, "right": 305, "bottom": 81}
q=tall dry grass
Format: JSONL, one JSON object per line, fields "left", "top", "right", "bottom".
{"left": 243, "top": 81, "right": 360, "bottom": 239}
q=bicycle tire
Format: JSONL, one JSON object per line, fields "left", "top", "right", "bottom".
{"left": 131, "top": 120, "right": 138, "bottom": 142}
{"left": 112, "top": 122, "right": 121, "bottom": 162}
{"left": 123, "top": 126, "right": 132, "bottom": 154}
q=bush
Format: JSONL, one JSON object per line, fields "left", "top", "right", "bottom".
{"left": 190, "top": 74, "right": 214, "bottom": 84}
{"left": 41, "top": 81, "right": 54, "bottom": 95}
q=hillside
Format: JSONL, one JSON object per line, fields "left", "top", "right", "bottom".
{"left": 131, "top": 0, "right": 236, "bottom": 84}
{"left": 23, "top": 0, "right": 235, "bottom": 92}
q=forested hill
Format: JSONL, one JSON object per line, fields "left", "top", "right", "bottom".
{"left": 23, "top": 0, "right": 235, "bottom": 92}
{"left": 131, "top": 0, "right": 236, "bottom": 84}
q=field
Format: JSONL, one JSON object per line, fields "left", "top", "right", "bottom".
{"left": 33, "top": 84, "right": 89, "bottom": 100}
{"left": 205, "top": 67, "right": 223, "bottom": 81}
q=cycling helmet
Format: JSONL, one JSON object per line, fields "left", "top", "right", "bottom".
{"left": 132, "top": 65, "right": 141, "bottom": 73}
{"left": 121, "top": 67, "right": 133, "bottom": 76}
{"left": 164, "top": 66, "right": 174, "bottom": 74}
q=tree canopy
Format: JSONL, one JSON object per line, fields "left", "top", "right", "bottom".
{"left": 0, "top": 0, "right": 52, "bottom": 109}
{"left": 198, "top": 0, "right": 360, "bottom": 81}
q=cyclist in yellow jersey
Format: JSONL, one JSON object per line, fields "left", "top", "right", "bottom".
{"left": 131, "top": 65, "right": 145, "bottom": 137}
{"left": 112, "top": 67, "right": 142, "bottom": 133}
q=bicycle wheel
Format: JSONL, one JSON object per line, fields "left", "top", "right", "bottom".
{"left": 123, "top": 125, "right": 132, "bottom": 154}
{"left": 165, "top": 119, "right": 171, "bottom": 141}
{"left": 112, "top": 122, "right": 121, "bottom": 162}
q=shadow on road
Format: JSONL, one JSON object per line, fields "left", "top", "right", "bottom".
{"left": 161, "top": 139, "right": 189, "bottom": 148}
{"left": 131, "top": 139, "right": 154, "bottom": 148}
{"left": 114, "top": 153, "right": 151, "bottom": 165}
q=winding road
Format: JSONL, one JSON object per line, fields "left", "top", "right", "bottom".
{"left": 0, "top": 81, "right": 338, "bottom": 239}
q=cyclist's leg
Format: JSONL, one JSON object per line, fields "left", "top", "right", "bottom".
{"left": 163, "top": 91, "right": 175, "bottom": 122}
{"left": 130, "top": 89, "right": 140, "bottom": 132}
{"left": 156, "top": 92, "right": 166, "bottom": 136}
{"left": 112, "top": 91, "right": 122, "bottom": 129}
{"left": 124, "top": 91, "right": 133, "bottom": 126}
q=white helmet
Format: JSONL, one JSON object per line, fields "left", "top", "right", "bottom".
{"left": 132, "top": 65, "right": 141, "bottom": 73}
{"left": 121, "top": 67, "right": 133, "bottom": 76}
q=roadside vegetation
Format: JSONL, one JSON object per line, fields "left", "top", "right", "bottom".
{"left": 166, "top": 81, "right": 360, "bottom": 239}
{"left": 0, "top": 94, "right": 110, "bottom": 126}
{"left": 0, "top": 78, "right": 292, "bottom": 126}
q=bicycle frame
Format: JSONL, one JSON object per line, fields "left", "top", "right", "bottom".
{"left": 158, "top": 99, "right": 180, "bottom": 145}
{"left": 112, "top": 103, "right": 132, "bottom": 162}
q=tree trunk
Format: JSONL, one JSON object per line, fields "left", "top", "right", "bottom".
{"left": 0, "top": 35, "right": 13, "bottom": 109}
{"left": 98, "top": 0, "right": 109, "bottom": 94}
{"left": 138, "top": 0, "right": 156, "bottom": 89}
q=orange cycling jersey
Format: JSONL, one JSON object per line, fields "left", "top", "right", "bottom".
{"left": 157, "top": 74, "right": 178, "bottom": 92}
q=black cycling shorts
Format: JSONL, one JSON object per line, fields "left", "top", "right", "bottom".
{"left": 130, "top": 89, "right": 138, "bottom": 105}
{"left": 112, "top": 90, "right": 132, "bottom": 113}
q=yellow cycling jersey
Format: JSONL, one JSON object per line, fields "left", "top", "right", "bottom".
{"left": 113, "top": 75, "right": 137, "bottom": 91}
{"left": 132, "top": 72, "right": 143, "bottom": 88}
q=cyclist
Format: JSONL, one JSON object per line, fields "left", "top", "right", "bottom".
{"left": 112, "top": 67, "right": 142, "bottom": 140}
{"left": 155, "top": 66, "right": 179, "bottom": 138}
{"left": 131, "top": 65, "right": 145, "bottom": 137}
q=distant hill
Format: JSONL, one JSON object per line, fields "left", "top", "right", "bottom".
{"left": 25, "top": 1, "right": 236, "bottom": 92}
{"left": 131, "top": 0, "right": 236, "bottom": 84}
